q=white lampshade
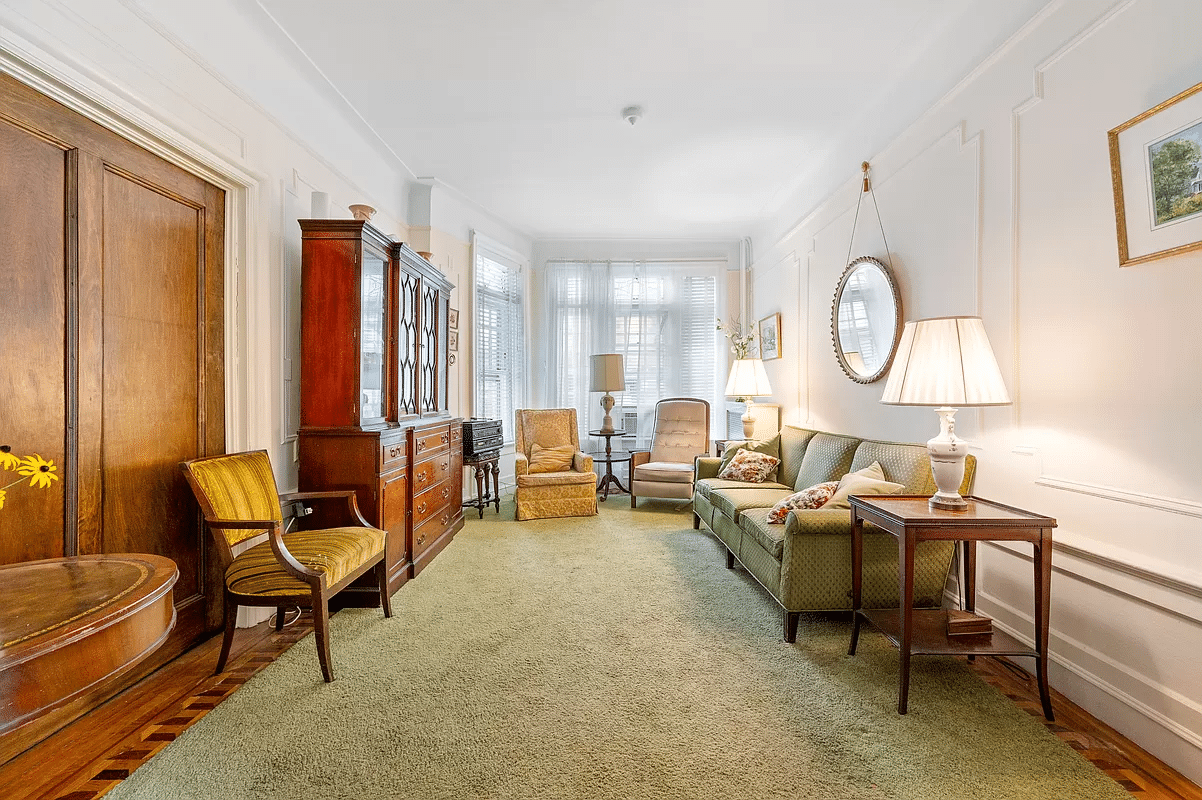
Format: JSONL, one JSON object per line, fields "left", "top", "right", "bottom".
{"left": 590, "top": 354, "right": 625, "bottom": 392}
{"left": 725, "top": 358, "right": 773, "bottom": 398}
{"left": 881, "top": 317, "right": 1010, "bottom": 407}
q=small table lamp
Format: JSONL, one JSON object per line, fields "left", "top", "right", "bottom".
{"left": 880, "top": 316, "right": 1010, "bottom": 510}
{"left": 591, "top": 353, "right": 625, "bottom": 434}
{"left": 724, "top": 358, "right": 773, "bottom": 439}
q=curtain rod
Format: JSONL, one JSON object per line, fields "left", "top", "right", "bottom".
{"left": 544, "top": 257, "right": 728, "bottom": 264}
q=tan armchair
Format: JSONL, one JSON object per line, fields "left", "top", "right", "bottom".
{"left": 514, "top": 408, "right": 598, "bottom": 520}
{"left": 630, "top": 397, "right": 710, "bottom": 508}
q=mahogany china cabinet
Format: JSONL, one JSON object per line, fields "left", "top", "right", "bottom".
{"left": 297, "top": 219, "right": 463, "bottom": 603}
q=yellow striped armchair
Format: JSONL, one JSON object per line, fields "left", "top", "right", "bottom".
{"left": 180, "top": 450, "right": 391, "bottom": 682}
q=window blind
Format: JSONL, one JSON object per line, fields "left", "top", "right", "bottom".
{"left": 473, "top": 238, "right": 524, "bottom": 444}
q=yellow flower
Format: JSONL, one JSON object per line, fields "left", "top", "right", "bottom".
{"left": 0, "top": 446, "right": 19, "bottom": 471}
{"left": 17, "top": 454, "right": 59, "bottom": 489}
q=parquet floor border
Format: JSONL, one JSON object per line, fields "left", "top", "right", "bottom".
{"left": 40, "top": 620, "right": 312, "bottom": 800}
{"left": 16, "top": 621, "right": 1202, "bottom": 800}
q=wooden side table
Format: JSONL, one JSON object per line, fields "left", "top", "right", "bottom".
{"left": 588, "top": 429, "right": 628, "bottom": 500}
{"left": 462, "top": 452, "right": 501, "bottom": 519}
{"left": 846, "top": 495, "right": 1057, "bottom": 720}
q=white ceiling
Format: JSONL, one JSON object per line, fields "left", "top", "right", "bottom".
{"left": 172, "top": 1, "right": 1052, "bottom": 240}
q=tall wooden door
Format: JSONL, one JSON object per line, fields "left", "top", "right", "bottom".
{"left": 0, "top": 73, "right": 224, "bottom": 662}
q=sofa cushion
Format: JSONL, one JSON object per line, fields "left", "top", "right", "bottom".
{"left": 767, "top": 481, "right": 839, "bottom": 523}
{"left": 738, "top": 508, "right": 785, "bottom": 560}
{"left": 695, "top": 477, "right": 791, "bottom": 499}
{"left": 718, "top": 449, "right": 780, "bottom": 483}
{"left": 710, "top": 487, "right": 793, "bottom": 522}
{"left": 777, "top": 427, "right": 818, "bottom": 488}
{"left": 633, "top": 460, "right": 694, "bottom": 483}
{"left": 718, "top": 434, "right": 781, "bottom": 482}
{"left": 793, "top": 432, "right": 860, "bottom": 490}
{"left": 850, "top": 440, "right": 936, "bottom": 493}
{"left": 820, "top": 462, "right": 905, "bottom": 509}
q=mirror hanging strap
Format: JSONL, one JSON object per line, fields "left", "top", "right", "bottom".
{"left": 844, "top": 161, "right": 897, "bottom": 272}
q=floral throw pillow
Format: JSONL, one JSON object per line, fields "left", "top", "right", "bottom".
{"left": 767, "top": 481, "right": 840, "bottom": 524}
{"left": 717, "top": 448, "right": 781, "bottom": 484}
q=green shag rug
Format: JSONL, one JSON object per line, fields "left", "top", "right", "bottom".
{"left": 108, "top": 499, "right": 1126, "bottom": 800}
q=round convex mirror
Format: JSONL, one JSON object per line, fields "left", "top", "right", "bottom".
{"left": 831, "top": 256, "right": 902, "bottom": 384}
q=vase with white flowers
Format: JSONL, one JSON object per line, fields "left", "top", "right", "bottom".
{"left": 716, "top": 317, "right": 759, "bottom": 359}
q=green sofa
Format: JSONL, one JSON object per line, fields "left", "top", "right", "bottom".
{"left": 692, "top": 425, "right": 975, "bottom": 642}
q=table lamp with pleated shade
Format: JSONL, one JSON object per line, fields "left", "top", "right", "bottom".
{"left": 880, "top": 317, "right": 1010, "bottom": 510}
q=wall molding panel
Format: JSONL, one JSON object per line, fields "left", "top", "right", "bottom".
{"left": 979, "top": 588, "right": 1202, "bottom": 752}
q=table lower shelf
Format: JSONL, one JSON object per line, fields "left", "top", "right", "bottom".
{"left": 858, "top": 608, "right": 1037, "bottom": 658}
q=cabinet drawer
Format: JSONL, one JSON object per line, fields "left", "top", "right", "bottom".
{"left": 449, "top": 422, "right": 462, "bottom": 444}
{"left": 412, "top": 454, "right": 452, "bottom": 493}
{"left": 412, "top": 425, "right": 451, "bottom": 459}
{"left": 412, "top": 513, "right": 452, "bottom": 560}
{"left": 412, "top": 480, "right": 454, "bottom": 527}
{"left": 381, "top": 438, "right": 407, "bottom": 469}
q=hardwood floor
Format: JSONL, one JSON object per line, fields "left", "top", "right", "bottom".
{"left": 4, "top": 617, "right": 1199, "bottom": 800}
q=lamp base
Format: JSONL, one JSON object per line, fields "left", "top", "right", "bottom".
{"left": 599, "top": 392, "right": 616, "bottom": 435}
{"left": 927, "top": 407, "right": 969, "bottom": 512}
{"left": 741, "top": 410, "right": 755, "bottom": 439}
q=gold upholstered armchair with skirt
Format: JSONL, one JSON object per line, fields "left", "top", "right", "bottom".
{"left": 180, "top": 450, "right": 391, "bottom": 682}
{"left": 513, "top": 408, "right": 598, "bottom": 520}
{"left": 630, "top": 397, "right": 710, "bottom": 507}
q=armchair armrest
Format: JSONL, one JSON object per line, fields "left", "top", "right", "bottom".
{"left": 205, "top": 517, "right": 323, "bottom": 584}
{"left": 573, "top": 451, "right": 594, "bottom": 473}
{"left": 695, "top": 456, "right": 722, "bottom": 480}
{"left": 630, "top": 450, "right": 650, "bottom": 469}
{"left": 515, "top": 453, "right": 529, "bottom": 477}
{"left": 279, "top": 489, "right": 372, "bottom": 529}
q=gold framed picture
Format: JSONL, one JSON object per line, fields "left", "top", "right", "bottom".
{"left": 1108, "top": 80, "right": 1202, "bottom": 267}
{"left": 448, "top": 308, "right": 459, "bottom": 329}
{"left": 758, "top": 313, "right": 781, "bottom": 361}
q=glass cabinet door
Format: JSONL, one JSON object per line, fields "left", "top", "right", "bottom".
{"left": 395, "top": 266, "right": 421, "bottom": 418}
{"left": 360, "top": 253, "right": 388, "bottom": 423}
{"left": 437, "top": 293, "right": 450, "bottom": 413}
{"left": 419, "top": 281, "right": 440, "bottom": 415}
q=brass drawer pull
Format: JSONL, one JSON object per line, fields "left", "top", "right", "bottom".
{"left": 440, "top": 433, "right": 449, "bottom": 443}
{"left": 441, "top": 487, "right": 450, "bottom": 499}
{"left": 417, "top": 502, "right": 427, "bottom": 515}
{"left": 416, "top": 440, "right": 427, "bottom": 452}
{"left": 416, "top": 534, "right": 426, "bottom": 546}
{"left": 416, "top": 472, "right": 428, "bottom": 483}
{"left": 440, "top": 514, "right": 450, "bottom": 525}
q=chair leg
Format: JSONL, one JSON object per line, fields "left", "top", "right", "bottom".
{"left": 215, "top": 593, "right": 238, "bottom": 675}
{"left": 784, "top": 610, "right": 801, "bottom": 643}
{"left": 313, "top": 590, "right": 334, "bottom": 682}
{"left": 693, "top": 512, "right": 701, "bottom": 530}
{"left": 630, "top": 494, "right": 637, "bottom": 509}
{"left": 375, "top": 560, "right": 393, "bottom": 618}
{"left": 725, "top": 548, "right": 735, "bottom": 570}
{"left": 274, "top": 606, "right": 286, "bottom": 631}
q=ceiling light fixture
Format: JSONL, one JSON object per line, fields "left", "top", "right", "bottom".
{"left": 621, "top": 105, "right": 643, "bottom": 125}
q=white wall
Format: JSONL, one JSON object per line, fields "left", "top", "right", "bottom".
{"left": 0, "top": 0, "right": 531, "bottom": 495}
{"left": 753, "top": 0, "right": 1202, "bottom": 781}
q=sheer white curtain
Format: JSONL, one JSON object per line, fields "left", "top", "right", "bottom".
{"left": 545, "top": 260, "right": 722, "bottom": 450}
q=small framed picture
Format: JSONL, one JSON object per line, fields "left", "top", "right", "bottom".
{"left": 448, "top": 330, "right": 459, "bottom": 352}
{"left": 1108, "top": 80, "right": 1202, "bottom": 266}
{"left": 758, "top": 313, "right": 781, "bottom": 360}
{"left": 448, "top": 308, "right": 459, "bottom": 329}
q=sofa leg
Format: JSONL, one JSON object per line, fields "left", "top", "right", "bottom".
{"left": 630, "top": 494, "right": 636, "bottom": 509}
{"left": 783, "top": 611, "right": 800, "bottom": 643}
{"left": 725, "top": 548, "right": 735, "bottom": 570}
{"left": 692, "top": 512, "right": 700, "bottom": 530}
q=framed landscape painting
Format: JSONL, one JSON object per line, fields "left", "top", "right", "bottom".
{"left": 1108, "top": 80, "right": 1202, "bottom": 266}
{"left": 758, "top": 313, "right": 781, "bottom": 360}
